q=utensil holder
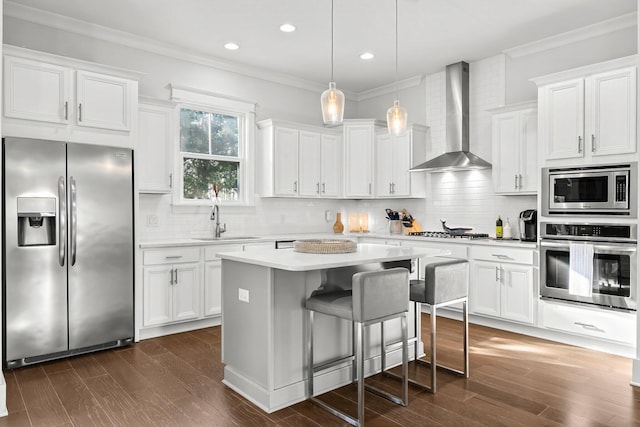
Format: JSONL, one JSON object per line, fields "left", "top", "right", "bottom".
{"left": 389, "top": 220, "right": 403, "bottom": 234}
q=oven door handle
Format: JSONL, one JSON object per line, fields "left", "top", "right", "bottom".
{"left": 540, "top": 239, "right": 637, "bottom": 253}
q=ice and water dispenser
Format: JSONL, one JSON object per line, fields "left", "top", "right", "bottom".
{"left": 17, "top": 197, "right": 56, "bottom": 246}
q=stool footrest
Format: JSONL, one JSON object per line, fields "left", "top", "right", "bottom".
{"left": 364, "top": 384, "right": 407, "bottom": 406}
{"left": 312, "top": 355, "right": 354, "bottom": 374}
{"left": 415, "top": 358, "right": 468, "bottom": 378}
{"left": 383, "top": 369, "right": 432, "bottom": 392}
{"left": 309, "top": 397, "right": 360, "bottom": 427}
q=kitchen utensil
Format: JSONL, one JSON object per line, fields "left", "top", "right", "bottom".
{"left": 440, "top": 219, "right": 473, "bottom": 235}
{"left": 385, "top": 208, "right": 399, "bottom": 220}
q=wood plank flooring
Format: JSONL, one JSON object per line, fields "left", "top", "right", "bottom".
{"left": 2, "top": 314, "right": 640, "bottom": 426}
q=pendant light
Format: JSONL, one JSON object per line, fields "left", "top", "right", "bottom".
{"left": 387, "top": 0, "right": 407, "bottom": 135}
{"left": 321, "top": 0, "right": 345, "bottom": 125}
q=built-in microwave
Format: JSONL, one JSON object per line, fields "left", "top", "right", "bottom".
{"left": 542, "top": 163, "right": 636, "bottom": 217}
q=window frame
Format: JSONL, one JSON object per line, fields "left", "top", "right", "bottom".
{"left": 170, "top": 86, "right": 256, "bottom": 207}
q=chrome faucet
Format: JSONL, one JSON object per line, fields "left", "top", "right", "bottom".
{"left": 210, "top": 204, "right": 226, "bottom": 238}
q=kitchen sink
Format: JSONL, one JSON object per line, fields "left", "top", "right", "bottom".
{"left": 192, "top": 236, "right": 261, "bottom": 241}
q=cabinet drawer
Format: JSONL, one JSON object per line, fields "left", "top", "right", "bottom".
{"left": 469, "top": 246, "right": 533, "bottom": 264}
{"left": 541, "top": 300, "right": 636, "bottom": 345}
{"left": 204, "top": 244, "right": 243, "bottom": 261}
{"left": 143, "top": 247, "right": 200, "bottom": 265}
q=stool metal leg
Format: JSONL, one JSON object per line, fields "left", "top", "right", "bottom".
{"left": 431, "top": 305, "right": 437, "bottom": 393}
{"left": 307, "top": 309, "right": 314, "bottom": 398}
{"left": 356, "top": 322, "right": 365, "bottom": 425}
{"left": 463, "top": 300, "right": 469, "bottom": 378}
{"left": 401, "top": 313, "right": 409, "bottom": 404}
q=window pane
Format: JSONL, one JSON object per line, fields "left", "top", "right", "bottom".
{"left": 180, "top": 109, "right": 210, "bottom": 154}
{"left": 183, "top": 157, "right": 239, "bottom": 201}
{"left": 180, "top": 108, "right": 239, "bottom": 157}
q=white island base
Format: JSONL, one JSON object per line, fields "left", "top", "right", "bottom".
{"left": 219, "top": 244, "right": 448, "bottom": 413}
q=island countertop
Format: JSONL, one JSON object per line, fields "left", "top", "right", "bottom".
{"left": 217, "top": 243, "right": 450, "bottom": 271}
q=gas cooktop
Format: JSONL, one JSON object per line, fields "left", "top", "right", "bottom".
{"left": 408, "top": 231, "right": 490, "bottom": 239}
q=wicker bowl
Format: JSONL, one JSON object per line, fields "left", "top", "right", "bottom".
{"left": 293, "top": 239, "right": 357, "bottom": 254}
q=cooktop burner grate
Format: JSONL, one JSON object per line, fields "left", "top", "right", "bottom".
{"left": 408, "top": 231, "right": 490, "bottom": 239}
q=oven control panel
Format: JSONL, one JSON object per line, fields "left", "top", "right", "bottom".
{"left": 542, "top": 223, "right": 636, "bottom": 242}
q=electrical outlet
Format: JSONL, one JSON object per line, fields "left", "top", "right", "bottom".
{"left": 147, "top": 215, "right": 159, "bottom": 227}
{"left": 325, "top": 210, "right": 335, "bottom": 222}
{"left": 238, "top": 288, "right": 250, "bottom": 303}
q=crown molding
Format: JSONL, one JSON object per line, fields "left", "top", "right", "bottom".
{"left": 356, "top": 75, "right": 424, "bottom": 101}
{"left": 3, "top": 1, "right": 346, "bottom": 96}
{"left": 504, "top": 12, "right": 637, "bottom": 59}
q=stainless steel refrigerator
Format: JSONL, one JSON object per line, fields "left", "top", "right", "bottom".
{"left": 3, "top": 137, "right": 134, "bottom": 368}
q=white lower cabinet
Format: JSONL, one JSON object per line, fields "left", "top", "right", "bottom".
{"left": 469, "top": 246, "right": 535, "bottom": 325}
{"left": 204, "top": 260, "right": 223, "bottom": 317}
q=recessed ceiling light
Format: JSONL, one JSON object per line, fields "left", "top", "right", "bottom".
{"left": 360, "top": 52, "right": 375, "bottom": 60}
{"left": 280, "top": 23, "right": 296, "bottom": 33}
{"left": 224, "top": 42, "right": 240, "bottom": 50}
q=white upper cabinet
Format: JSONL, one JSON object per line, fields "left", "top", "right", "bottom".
{"left": 76, "top": 70, "right": 133, "bottom": 131}
{"left": 534, "top": 56, "right": 637, "bottom": 164}
{"left": 3, "top": 46, "right": 140, "bottom": 148}
{"left": 257, "top": 119, "right": 341, "bottom": 198}
{"left": 374, "top": 124, "right": 428, "bottom": 198}
{"left": 137, "top": 100, "right": 174, "bottom": 193}
{"left": 490, "top": 102, "right": 537, "bottom": 194}
{"left": 343, "top": 120, "right": 384, "bottom": 198}
{"left": 4, "top": 56, "right": 72, "bottom": 124}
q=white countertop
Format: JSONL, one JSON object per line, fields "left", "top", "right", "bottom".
{"left": 139, "top": 232, "right": 537, "bottom": 249}
{"left": 216, "top": 243, "right": 450, "bottom": 271}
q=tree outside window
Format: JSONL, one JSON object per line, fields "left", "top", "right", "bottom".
{"left": 179, "top": 108, "right": 241, "bottom": 201}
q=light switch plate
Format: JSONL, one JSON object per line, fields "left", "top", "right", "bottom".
{"left": 238, "top": 288, "right": 250, "bottom": 303}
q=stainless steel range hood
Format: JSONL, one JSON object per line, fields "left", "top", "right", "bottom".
{"left": 410, "top": 61, "right": 491, "bottom": 172}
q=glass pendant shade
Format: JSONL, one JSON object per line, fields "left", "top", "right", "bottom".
{"left": 387, "top": 100, "right": 407, "bottom": 135}
{"left": 321, "top": 81, "right": 345, "bottom": 125}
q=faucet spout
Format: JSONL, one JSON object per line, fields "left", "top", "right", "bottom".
{"left": 211, "top": 204, "right": 226, "bottom": 238}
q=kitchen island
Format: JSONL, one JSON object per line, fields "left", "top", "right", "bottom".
{"left": 217, "top": 243, "right": 449, "bottom": 412}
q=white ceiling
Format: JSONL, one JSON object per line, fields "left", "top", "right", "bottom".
{"left": 4, "top": 0, "right": 638, "bottom": 93}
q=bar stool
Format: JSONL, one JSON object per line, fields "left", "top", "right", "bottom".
{"left": 306, "top": 267, "right": 410, "bottom": 427}
{"left": 382, "top": 258, "right": 469, "bottom": 393}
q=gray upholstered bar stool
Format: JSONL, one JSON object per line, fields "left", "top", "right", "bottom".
{"left": 306, "top": 267, "right": 410, "bottom": 427}
{"left": 382, "top": 258, "right": 469, "bottom": 393}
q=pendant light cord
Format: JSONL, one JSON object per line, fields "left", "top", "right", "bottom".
{"left": 394, "top": 0, "right": 398, "bottom": 100}
{"left": 331, "top": 0, "right": 334, "bottom": 82}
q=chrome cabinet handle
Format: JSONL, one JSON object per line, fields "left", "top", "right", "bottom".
{"left": 391, "top": 182, "right": 395, "bottom": 194}
{"left": 293, "top": 181, "right": 297, "bottom": 193}
{"left": 69, "top": 176, "right": 77, "bottom": 266}
{"left": 78, "top": 103, "right": 82, "bottom": 122}
{"left": 169, "top": 173, "right": 173, "bottom": 188}
{"left": 591, "top": 134, "right": 596, "bottom": 152}
{"left": 58, "top": 176, "right": 66, "bottom": 267}
{"left": 574, "top": 321, "right": 601, "bottom": 331}
{"left": 165, "top": 255, "right": 182, "bottom": 260}
{"left": 369, "top": 183, "right": 372, "bottom": 195}
{"left": 491, "top": 254, "right": 512, "bottom": 260}
{"left": 514, "top": 174, "right": 518, "bottom": 190}
{"left": 495, "top": 266, "right": 500, "bottom": 282}
{"left": 64, "top": 101, "right": 68, "bottom": 121}
{"left": 316, "top": 182, "right": 320, "bottom": 194}
{"left": 389, "top": 183, "right": 393, "bottom": 194}
{"left": 322, "top": 183, "right": 326, "bottom": 194}
{"left": 174, "top": 268, "right": 178, "bottom": 285}
{"left": 518, "top": 174, "right": 523, "bottom": 189}
{"left": 577, "top": 135, "right": 582, "bottom": 153}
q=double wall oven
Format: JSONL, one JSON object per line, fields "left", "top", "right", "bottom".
{"left": 540, "top": 163, "right": 637, "bottom": 311}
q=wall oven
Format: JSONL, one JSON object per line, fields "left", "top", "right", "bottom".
{"left": 540, "top": 223, "right": 637, "bottom": 310}
{"left": 542, "top": 163, "right": 636, "bottom": 217}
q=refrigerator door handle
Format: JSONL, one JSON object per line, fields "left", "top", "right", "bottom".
{"left": 58, "top": 176, "right": 66, "bottom": 266}
{"left": 70, "top": 176, "right": 77, "bottom": 266}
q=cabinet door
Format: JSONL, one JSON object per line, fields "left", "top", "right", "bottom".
{"left": 137, "top": 103, "right": 173, "bottom": 193}
{"left": 492, "top": 113, "right": 520, "bottom": 193}
{"left": 501, "top": 264, "right": 534, "bottom": 324}
{"left": 143, "top": 266, "right": 173, "bottom": 327}
{"left": 320, "top": 133, "right": 341, "bottom": 197}
{"left": 391, "top": 133, "right": 412, "bottom": 197}
{"left": 518, "top": 109, "right": 538, "bottom": 193}
{"left": 375, "top": 133, "right": 394, "bottom": 196}
{"left": 4, "top": 56, "right": 72, "bottom": 124}
{"left": 298, "top": 131, "right": 322, "bottom": 196}
{"left": 542, "top": 79, "right": 584, "bottom": 160}
{"left": 173, "top": 263, "right": 201, "bottom": 322}
{"left": 273, "top": 127, "right": 299, "bottom": 196}
{"left": 344, "top": 125, "right": 373, "bottom": 197}
{"left": 588, "top": 67, "right": 637, "bottom": 156}
{"left": 204, "top": 260, "right": 222, "bottom": 317}
{"left": 76, "top": 70, "right": 133, "bottom": 131}
{"left": 470, "top": 261, "right": 500, "bottom": 317}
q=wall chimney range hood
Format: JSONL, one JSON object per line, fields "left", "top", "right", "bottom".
{"left": 410, "top": 61, "right": 491, "bottom": 172}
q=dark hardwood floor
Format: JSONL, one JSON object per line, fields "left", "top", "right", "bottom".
{"left": 2, "top": 314, "right": 639, "bottom": 426}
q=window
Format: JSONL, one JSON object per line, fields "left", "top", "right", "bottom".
{"left": 171, "top": 85, "right": 256, "bottom": 206}
{"left": 179, "top": 107, "right": 241, "bottom": 201}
